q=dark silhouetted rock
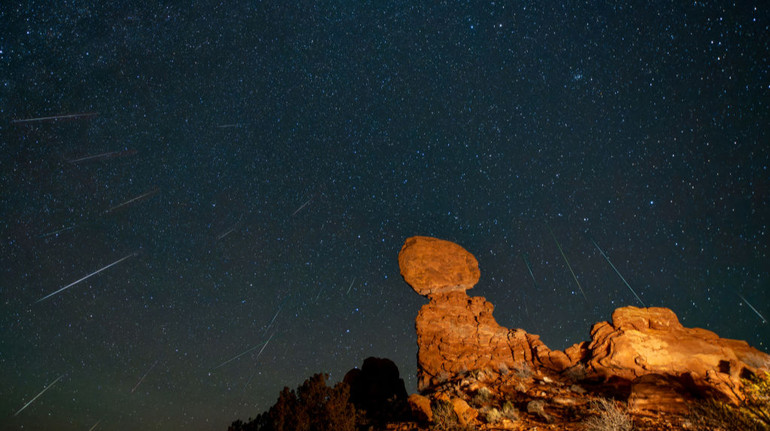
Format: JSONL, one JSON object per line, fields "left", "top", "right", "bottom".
{"left": 344, "top": 357, "right": 410, "bottom": 423}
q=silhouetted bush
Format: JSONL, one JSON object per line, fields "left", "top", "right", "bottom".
{"left": 229, "top": 373, "right": 356, "bottom": 431}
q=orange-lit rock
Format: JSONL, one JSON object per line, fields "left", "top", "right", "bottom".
{"left": 399, "top": 236, "right": 770, "bottom": 418}
{"left": 403, "top": 237, "right": 571, "bottom": 390}
{"left": 398, "top": 236, "right": 480, "bottom": 296}
{"left": 585, "top": 306, "right": 770, "bottom": 404}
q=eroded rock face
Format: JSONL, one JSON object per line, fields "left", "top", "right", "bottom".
{"left": 414, "top": 290, "right": 570, "bottom": 390}
{"left": 398, "top": 236, "right": 480, "bottom": 296}
{"left": 585, "top": 306, "right": 770, "bottom": 404}
{"left": 400, "top": 235, "right": 770, "bottom": 417}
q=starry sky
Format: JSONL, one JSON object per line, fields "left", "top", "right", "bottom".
{"left": 1, "top": 1, "right": 768, "bottom": 430}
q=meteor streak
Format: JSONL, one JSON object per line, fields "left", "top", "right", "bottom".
{"left": 38, "top": 225, "right": 76, "bottom": 238}
{"left": 591, "top": 239, "right": 646, "bottom": 307}
{"left": 36, "top": 253, "right": 136, "bottom": 303}
{"left": 346, "top": 278, "right": 356, "bottom": 295}
{"left": 131, "top": 360, "right": 159, "bottom": 393}
{"left": 522, "top": 253, "right": 538, "bottom": 289}
{"left": 738, "top": 293, "right": 767, "bottom": 324}
{"left": 212, "top": 333, "right": 274, "bottom": 371}
{"left": 14, "top": 374, "right": 65, "bottom": 416}
{"left": 547, "top": 226, "right": 588, "bottom": 303}
{"left": 291, "top": 197, "right": 313, "bottom": 216}
{"left": 12, "top": 112, "right": 98, "bottom": 124}
{"left": 105, "top": 188, "right": 159, "bottom": 213}
{"left": 66, "top": 149, "right": 137, "bottom": 163}
{"left": 264, "top": 307, "right": 281, "bottom": 334}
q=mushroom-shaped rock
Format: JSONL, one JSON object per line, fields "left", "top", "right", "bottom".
{"left": 398, "top": 236, "right": 480, "bottom": 296}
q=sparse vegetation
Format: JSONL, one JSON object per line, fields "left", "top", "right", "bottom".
{"left": 527, "top": 399, "right": 553, "bottom": 423}
{"left": 564, "top": 364, "right": 588, "bottom": 382}
{"left": 436, "top": 370, "right": 451, "bottom": 385}
{"left": 689, "top": 371, "right": 770, "bottom": 431}
{"left": 582, "top": 398, "right": 633, "bottom": 431}
{"left": 471, "top": 386, "right": 492, "bottom": 407}
{"left": 228, "top": 373, "right": 355, "bottom": 431}
{"left": 483, "top": 407, "right": 502, "bottom": 423}
{"left": 431, "top": 399, "right": 458, "bottom": 431}
{"left": 501, "top": 400, "right": 518, "bottom": 421}
{"left": 514, "top": 363, "right": 534, "bottom": 380}
{"left": 498, "top": 363, "right": 510, "bottom": 375}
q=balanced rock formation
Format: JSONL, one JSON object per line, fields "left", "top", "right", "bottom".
{"left": 399, "top": 235, "right": 770, "bottom": 419}
{"left": 400, "top": 236, "right": 572, "bottom": 391}
{"left": 398, "top": 236, "right": 480, "bottom": 296}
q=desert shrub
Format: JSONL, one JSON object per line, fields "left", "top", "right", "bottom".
{"left": 689, "top": 371, "right": 770, "bottom": 431}
{"left": 435, "top": 371, "right": 451, "bottom": 385}
{"left": 564, "top": 364, "right": 588, "bottom": 382}
{"left": 431, "top": 399, "right": 458, "bottom": 431}
{"left": 429, "top": 400, "right": 476, "bottom": 431}
{"left": 498, "top": 363, "right": 510, "bottom": 375}
{"left": 230, "top": 373, "right": 356, "bottom": 431}
{"left": 514, "top": 363, "right": 533, "bottom": 380}
{"left": 582, "top": 398, "right": 633, "bottom": 431}
{"left": 501, "top": 400, "right": 518, "bottom": 420}
{"left": 483, "top": 407, "right": 502, "bottom": 423}
{"left": 471, "top": 387, "right": 492, "bottom": 407}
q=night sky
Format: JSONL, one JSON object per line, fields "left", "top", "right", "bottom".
{"left": 1, "top": 1, "right": 768, "bottom": 430}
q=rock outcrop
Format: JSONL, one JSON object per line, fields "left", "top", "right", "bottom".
{"left": 399, "top": 236, "right": 480, "bottom": 296}
{"left": 398, "top": 235, "right": 770, "bottom": 424}
{"left": 581, "top": 305, "right": 770, "bottom": 410}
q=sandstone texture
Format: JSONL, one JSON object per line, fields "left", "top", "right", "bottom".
{"left": 398, "top": 236, "right": 480, "bottom": 296}
{"left": 584, "top": 306, "right": 770, "bottom": 406}
{"left": 399, "top": 235, "right": 770, "bottom": 428}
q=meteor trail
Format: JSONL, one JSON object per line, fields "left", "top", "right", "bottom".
{"left": 216, "top": 216, "right": 243, "bottom": 241}
{"left": 591, "top": 239, "right": 646, "bottom": 307}
{"left": 66, "top": 149, "right": 137, "bottom": 163}
{"left": 38, "top": 225, "right": 76, "bottom": 238}
{"left": 36, "top": 253, "right": 136, "bottom": 303}
{"left": 522, "top": 253, "right": 538, "bottom": 289}
{"left": 547, "top": 226, "right": 588, "bottom": 303}
{"left": 346, "top": 278, "right": 356, "bottom": 295}
{"left": 212, "top": 333, "right": 274, "bottom": 371}
{"left": 14, "top": 374, "right": 65, "bottom": 416}
{"left": 291, "top": 197, "right": 313, "bottom": 216}
{"left": 738, "top": 293, "right": 767, "bottom": 324}
{"left": 105, "top": 188, "right": 159, "bottom": 213}
{"left": 263, "top": 307, "right": 281, "bottom": 334}
{"left": 131, "top": 360, "right": 159, "bottom": 393}
{"left": 12, "top": 112, "right": 97, "bottom": 124}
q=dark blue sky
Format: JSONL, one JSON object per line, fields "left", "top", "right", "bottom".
{"left": 1, "top": 1, "right": 767, "bottom": 430}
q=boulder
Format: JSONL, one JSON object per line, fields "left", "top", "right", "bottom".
{"left": 398, "top": 236, "right": 480, "bottom": 296}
